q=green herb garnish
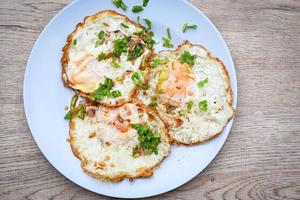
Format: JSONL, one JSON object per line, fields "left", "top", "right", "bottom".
{"left": 132, "top": 5, "right": 144, "bottom": 13}
{"left": 120, "top": 23, "right": 129, "bottom": 29}
{"left": 182, "top": 23, "right": 198, "bottom": 33}
{"left": 187, "top": 101, "right": 194, "bottom": 112}
{"left": 179, "top": 101, "right": 194, "bottom": 116}
{"left": 133, "top": 30, "right": 155, "bottom": 49}
{"left": 197, "top": 78, "right": 208, "bottom": 88}
{"left": 95, "top": 31, "right": 105, "bottom": 48}
{"left": 130, "top": 123, "right": 161, "bottom": 155}
{"left": 73, "top": 39, "right": 77, "bottom": 46}
{"left": 167, "top": 28, "right": 172, "bottom": 39}
{"left": 199, "top": 100, "right": 208, "bottom": 111}
{"left": 64, "top": 94, "right": 86, "bottom": 120}
{"left": 143, "top": 0, "right": 149, "bottom": 7}
{"left": 131, "top": 71, "right": 149, "bottom": 90}
{"left": 148, "top": 99, "right": 158, "bottom": 107}
{"left": 128, "top": 43, "right": 144, "bottom": 61}
{"left": 113, "top": 36, "right": 130, "bottom": 57}
{"left": 111, "top": 90, "right": 121, "bottom": 98}
{"left": 143, "top": 18, "right": 152, "bottom": 30}
{"left": 179, "top": 51, "right": 195, "bottom": 65}
{"left": 162, "top": 37, "right": 173, "bottom": 48}
{"left": 137, "top": 16, "right": 140, "bottom": 23}
{"left": 64, "top": 111, "right": 72, "bottom": 120}
{"left": 150, "top": 56, "right": 169, "bottom": 68}
{"left": 111, "top": 59, "right": 121, "bottom": 68}
{"left": 112, "top": 0, "right": 127, "bottom": 11}
{"left": 97, "top": 52, "right": 106, "bottom": 61}
{"left": 131, "top": 71, "right": 140, "bottom": 85}
{"left": 90, "top": 77, "right": 121, "bottom": 101}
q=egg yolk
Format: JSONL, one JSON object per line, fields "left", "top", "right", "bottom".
{"left": 160, "top": 60, "right": 195, "bottom": 100}
{"left": 68, "top": 53, "right": 100, "bottom": 93}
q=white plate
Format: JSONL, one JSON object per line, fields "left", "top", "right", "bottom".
{"left": 23, "top": 0, "right": 237, "bottom": 198}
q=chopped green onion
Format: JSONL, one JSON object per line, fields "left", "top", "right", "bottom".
{"left": 91, "top": 77, "right": 121, "bottom": 101}
{"left": 70, "top": 94, "right": 78, "bottom": 110}
{"left": 111, "top": 90, "right": 121, "bottom": 97}
{"left": 143, "top": 0, "right": 149, "bottom": 7}
{"left": 199, "top": 100, "right": 208, "bottom": 111}
{"left": 95, "top": 30, "right": 105, "bottom": 48}
{"left": 113, "top": 36, "right": 130, "bottom": 57}
{"left": 64, "top": 94, "right": 86, "bottom": 120}
{"left": 127, "top": 43, "right": 144, "bottom": 61}
{"left": 187, "top": 101, "right": 194, "bottom": 112}
{"left": 130, "top": 123, "right": 161, "bottom": 155}
{"left": 97, "top": 52, "right": 106, "bottom": 61}
{"left": 64, "top": 111, "right": 72, "bottom": 120}
{"left": 167, "top": 28, "right": 172, "bottom": 40}
{"left": 197, "top": 78, "right": 208, "bottom": 88}
{"left": 133, "top": 30, "right": 155, "bottom": 49}
{"left": 116, "top": 75, "right": 125, "bottom": 81}
{"left": 148, "top": 100, "right": 158, "bottom": 107}
{"left": 182, "top": 23, "right": 198, "bottom": 33}
{"left": 131, "top": 72, "right": 141, "bottom": 85}
{"left": 132, "top": 5, "right": 144, "bottom": 13}
{"left": 162, "top": 37, "right": 173, "bottom": 48}
{"left": 179, "top": 101, "right": 194, "bottom": 116}
{"left": 143, "top": 18, "right": 152, "bottom": 30}
{"left": 150, "top": 56, "right": 169, "bottom": 68}
{"left": 120, "top": 23, "right": 129, "bottom": 29}
{"left": 179, "top": 51, "right": 195, "bottom": 65}
{"left": 131, "top": 71, "right": 149, "bottom": 90}
{"left": 112, "top": 0, "right": 127, "bottom": 11}
{"left": 111, "top": 59, "right": 121, "bottom": 68}
{"left": 73, "top": 39, "right": 77, "bottom": 46}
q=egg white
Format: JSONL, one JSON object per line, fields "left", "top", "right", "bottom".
{"left": 62, "top": 11, "right": 151, "bottom": 106}
{"left": 138, "top": 41, "right": 234, "bottom": 144}
{"left": 69, "top": 102, "right": 170, "bottom": 181}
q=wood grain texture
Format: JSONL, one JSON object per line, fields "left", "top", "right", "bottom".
{"left": 0, "top": 0, "right": 300, "bottom": 199}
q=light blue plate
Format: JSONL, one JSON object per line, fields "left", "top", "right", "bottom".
{"left": 24, "top": 0, "right": 237, "bottom": 198}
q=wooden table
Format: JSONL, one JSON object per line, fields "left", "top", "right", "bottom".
{"left": 1, "top": 0, "right": 300, "bottom": 199}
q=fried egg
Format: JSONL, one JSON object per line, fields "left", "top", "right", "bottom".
{"left": 62, "top": 10, "right": 153, "bottom": 107}
{"left": 137, "top": 41, "right": 235, "bottom": 145}
{"left": 69, "top": 102, "right": 171, "bottom": 181}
